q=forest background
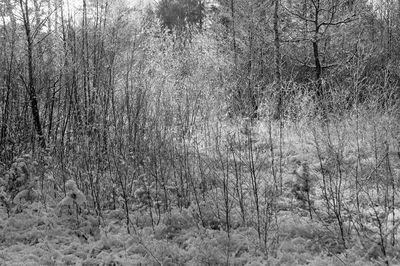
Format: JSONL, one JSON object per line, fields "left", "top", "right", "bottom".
{"left": 1, "top": 0, "right": 400, "bottom": 265}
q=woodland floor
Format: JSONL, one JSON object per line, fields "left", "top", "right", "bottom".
{"left": 1, "top": 120, "right": 400, "bottom": 266}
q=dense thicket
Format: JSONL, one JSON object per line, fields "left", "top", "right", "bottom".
{"left": 1, "top": 0, "right": 400, "bottom": 265}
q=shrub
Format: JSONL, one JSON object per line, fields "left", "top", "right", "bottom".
{"left": 0, "top": 154, "right": 39, "bottom": 215}
{"left": 57, "top": 180, "right": 86, "bottom": 216}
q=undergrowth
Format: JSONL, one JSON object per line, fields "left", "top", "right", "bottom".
{"left": 1, "top": 105, "right": 400, "bottom": 266}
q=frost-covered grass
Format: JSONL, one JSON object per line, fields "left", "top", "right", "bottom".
{"left": 2, "top": 110, "right": 400, "bottom": 265}
{"left": 1, "top": 205, "right": 396, "bottom": 266}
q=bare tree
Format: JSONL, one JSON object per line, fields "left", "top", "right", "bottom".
{"left": 284, "top": 0, "right": 358, "bottom": 104}
{"left": 19, "top": 0, "right": 46, "bottom": 148}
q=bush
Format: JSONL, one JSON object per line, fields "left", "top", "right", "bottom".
{"left": 57, "top": 180, "right": 86, "bottom": 217}
{"left": 0, "top": 154, "right": 39, "bottom": 215}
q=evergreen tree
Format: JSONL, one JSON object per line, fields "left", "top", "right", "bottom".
{"left": 156, "top": 0, "right": 205, "bottom": 32}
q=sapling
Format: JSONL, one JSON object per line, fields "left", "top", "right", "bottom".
{"left": 292, "top": 161, "right": 314, "bottom": 219}
{"left": 0, "top": 187, "right": 11, "bottom": 217}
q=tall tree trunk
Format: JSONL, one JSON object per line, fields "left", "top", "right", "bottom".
{"left": 20, "top": 0, "right": 46, "bottom": 149}
{"left": 230, "top": 0, "right": 237, "bottom": 67}
{"left": 312, "top": 0, "right": 323, "bottom": 106}
{"left": 82, "top": 0, "right": 90, "bottom": 130}
{"left": 1, "top": 2, "right": 16, "bottom": 146}
{"left": 273, "top": 0, "right": 282, "bottom": 119}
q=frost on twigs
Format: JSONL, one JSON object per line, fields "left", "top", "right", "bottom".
{"left": 57, "top": 180, "right": 86, "bottom": 216}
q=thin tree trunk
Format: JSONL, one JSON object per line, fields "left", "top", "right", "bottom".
{"left": 230, "top": 0, "right": 237, "bottom": 67}
{"left": 20, "top": 0, "right": 46, "bottom": 149}
{"left": 312, "top": 0, "right": 323, "bottom": 105}
{"left": 273, "top": 0, "right": 282, "bottom": 119}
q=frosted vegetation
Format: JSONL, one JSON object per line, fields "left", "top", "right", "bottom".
{"left": 1, "top": 0, "right": 400, "bottom": 265}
